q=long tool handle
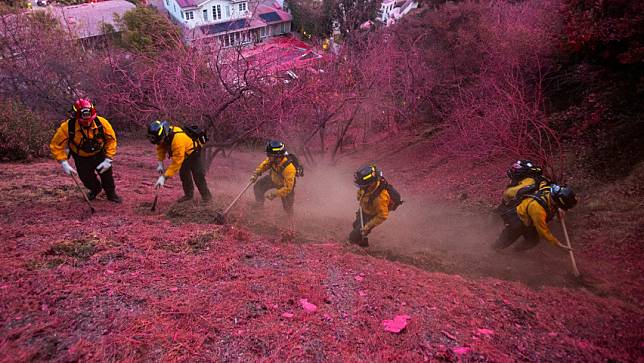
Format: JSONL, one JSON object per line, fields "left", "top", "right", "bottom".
{"left": 223, "top": 181, "right": 254, "bottom": 215}
{"left": 359, "top": 207, "right": 365, "bottom": 229}
{"left": 559, "top": 211, "right": 580, "bottom": 277}
{"left": 151, "top": 186, "right": 160, "bottom": 211}
{"left": 70, "top": 173, "right": 95, "bottom": 213}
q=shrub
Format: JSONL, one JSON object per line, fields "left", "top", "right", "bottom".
{"left": 0, "top": 100, "right": 54, "bottom": 161}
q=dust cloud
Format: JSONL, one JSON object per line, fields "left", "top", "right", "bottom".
{"left": 207, "top": 150, "right": 581, "bottom": 289}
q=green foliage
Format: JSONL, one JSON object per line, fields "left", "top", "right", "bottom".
{"left": 115, "top": 7, "right": 182, "bottom": 54}
{"left": 0, "top": 100, "right": 54, "bottom": 161}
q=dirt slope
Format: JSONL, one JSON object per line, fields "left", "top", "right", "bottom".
{"left": 0, "top": 142, "right": 642, "bottom": 362}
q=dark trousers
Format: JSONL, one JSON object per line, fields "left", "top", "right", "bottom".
{"left": 349, "top": 210, "right": 374, "bottom": 244}
{"left": 493, "top": 210, "right": 539, "bottom": 250}
{"left": 254, "top": 175, "right": 295, "bottom": 215}
{"left": 72, "top": 153, "right": 115, "bottom": 194}
{"left": 179, "top": 149, "right": 211, "bottom": 199}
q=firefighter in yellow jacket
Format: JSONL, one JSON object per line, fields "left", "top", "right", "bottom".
{"left": 49, "top": 98, "right": 122, "bottom": 203}
{"left": 147, "top": 120, "right": 212, "bottom": 203}
{"left": 250, "top": 140, "right": 299, "bottom": 216}
{"left": 502, "top": 160, "right": 548, "bottom": 203}
{"left": 349, "top": 164, "right": 402, "bottom": 247}
{"left": 493, "top": 184, "right": 577, "bottom": 251}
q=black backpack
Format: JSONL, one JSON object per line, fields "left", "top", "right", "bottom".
{"left": 369, "top": 178, "right": 403, "bottom": 211}
{"left": 180, "top": 125, "right": 209, "bottom": 147}
{"left": 67, "top": 117, "right": 106, "bottom": 154}
{"left": 279, "top": 153, "right": 304, "bottom": 177}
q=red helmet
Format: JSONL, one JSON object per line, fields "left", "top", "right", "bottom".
{"left": 72, "top": 98, "right": 97, "bottom": 127}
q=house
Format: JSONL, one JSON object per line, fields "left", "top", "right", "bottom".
{"left": 48, "top": 0, "right": 135, "bottom": 41}
{"left": 378, "top": 0, "right": 417, "bottom": 26}
{"left": 164, "top": 0, "right": 292, "bottom": 47}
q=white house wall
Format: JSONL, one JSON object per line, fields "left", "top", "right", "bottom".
{"left": 165, "top": 0, "right": 250, "bottom": 29}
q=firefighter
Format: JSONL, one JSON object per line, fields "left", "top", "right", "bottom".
{"left": 497, "top": 159, "right": 549, "bottom": 225}
{"left": 493, "top": 183, "right": 577, "bottom": 251}
{"left": 147, "top": 120, "right": 212, "bottom": 203}
{"left": 349, "top": 164, "right": 402, "bottom": 247}
{"left": 250, "top": 140, "right": 300, "bottom": 217}
{"left": 50, "top": 98, "right": 121, "bottom": 203}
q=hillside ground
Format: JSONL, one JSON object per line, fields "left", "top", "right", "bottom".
{"left": 0, "top": 141, "right": 642, "bottom": 361}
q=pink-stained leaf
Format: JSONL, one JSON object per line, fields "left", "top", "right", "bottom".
{"left": 382, "top": 315, "right": 410, "bottom": 333}
{"left": 355, "top": 275, "right": 364, "bottom": 282}
{"left": 477, "top": 328, "right": 494, "bottom": 336}
{"left": 358, "top": 290, "right": 367, "bottom": 297}
{"left": 452, "top": 347, "right": 471, "bottom": 355}
{"left": 169, "top": 287, "right": 178, "bottom": 292}
{"left": 105, "top": 269, "right": 115, "bottom": 274}
{"left": 299, "top": 298, "right": 317, "bottom": 313}
{"left": 281, "top": 312, "right": 294, "bottom": 318}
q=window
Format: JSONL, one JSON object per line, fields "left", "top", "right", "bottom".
{"left": 212, "top": 5, "right": 221, "bottom": 20}
{"left": 260, "top": 26, "right": 266, "bottom": 37}
{"left": 185, "top": 11, "right": 194, "bottom": 20}
{"left": 203, "top": 9, "right": 208, "bottom": 21}
{"left": 225, "top": 5, "right": 230, "bottom": 18}
{"left": 280, "top": 22, "right": 285, "bottom": 34}
{"left": 238, "top": 2, "right": 246, "bottom": 12}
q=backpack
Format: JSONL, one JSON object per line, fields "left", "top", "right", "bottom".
{"left": 280, "top": 153, "right": 304, "bottom": 177}
{"left": 369, "top": 178, "right": 403, "bottom": 211}
{"left": 67, "top": 118, "right": 106, "bottom": 154}
{"left": 180, "top": 125, "right": 209, "bottom": 147}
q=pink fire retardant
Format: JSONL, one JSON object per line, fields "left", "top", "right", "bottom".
{"left": 382, "top": 314, "right": 410, "bottom": 333}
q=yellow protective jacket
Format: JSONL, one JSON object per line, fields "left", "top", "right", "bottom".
{"left": 516, "top": 189, "right": 560, "bottom": 246}
{"left": 254, "top": 156, "right": 296, "bottom": 198}
{"left": 155, "top": 126, "right": 196, "bottom": 178}
{"left": 358, "top": 181, "right": 391, "bottom": 232}
{"left": 50, "top": 116, "right": 117, "bottom": 161}
{"left": 503, "top": 177, "right": 536, "bottom": 202}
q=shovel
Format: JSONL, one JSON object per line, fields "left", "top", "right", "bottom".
{"left": 558, "top": 209, "right": 580, "bottom": 277}
{"left": 70, "top": 173, "right": 95, "bottom": 214}
{"left": 151, "top": 186, "right": 161, "bottom": 212}
{"left": 214, "top": 180, "right": 254, "bottom": 225}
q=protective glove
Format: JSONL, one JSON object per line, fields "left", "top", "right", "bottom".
{"left": 96, "top": 158, "right": 113, "bottom": 174}
{"left": 156, "top": 161, "right": 165, "bottom": 175}
{"left": 265, "top": 190, "right": 278, "bottom": 200}
{"left": 155, "top": 175, "right": 166, "bottom": 188}
{"left": 60, "top": 160, "right": 77, "bottom": 175}
{"left": 250, "top": 173, "right": 258, "bottom": 183}
{"left": 361, "top": 226, "right": 370, "bottom": 237}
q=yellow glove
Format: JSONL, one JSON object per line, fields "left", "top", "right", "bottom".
{"left": 250, "top": 174, "right": 258, "bottom": 183}
{"left": 265, "top": 190, "right": 278, "bottom": 200}
{"left": 360, "top": 226, "right": 370, "bottom": 237}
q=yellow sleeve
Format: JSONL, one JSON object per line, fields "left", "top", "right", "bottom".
{"left": 163, "top": 138, "right": 188, "bottom": 178}
{"left": 98, "top": 117, "right": 117, "bottom": 159}
{"left": 50, "top": 121, "right": 70, "bottom": 161}
{"left": 503, "top": 178, "right": 535, "bottom": 202}
{"left": 528, "top": 202, "right": 560, "bottom": 246}
{"left": 254, "top": 158, "right": 270, "bottom": 175}
{"left": 156, "top": 144, "right": 166, "bottom": 161}
{"left": 275, "top": 163, "right": 296, "bottom": 197}
{"left": 365, "top": 190, "right": 390, "bottom": 231}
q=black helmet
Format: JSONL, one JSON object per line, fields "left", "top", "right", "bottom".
{"left": 550, "top": 184, "right": 577, "bottom": 210}
{"left": 147, "top": 120, "right": 170, "bottom": 145}
{"left": 507, "top": 159, "right": 542, "bottom": 180}
{"left": 266, "top": 140, "right": 287, "bottom": 156}
{"left": 354, "top": 164, "right": 382, "bottom": 188}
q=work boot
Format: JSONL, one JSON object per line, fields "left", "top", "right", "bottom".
{"left": 177, "top": 195, "right": 193, "bottom": 203}
{"left": 87, "top": 189, "right": 101, "bottom": 201}
{"left": 106, "top": 191, "right": 122, "bottom": 203}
